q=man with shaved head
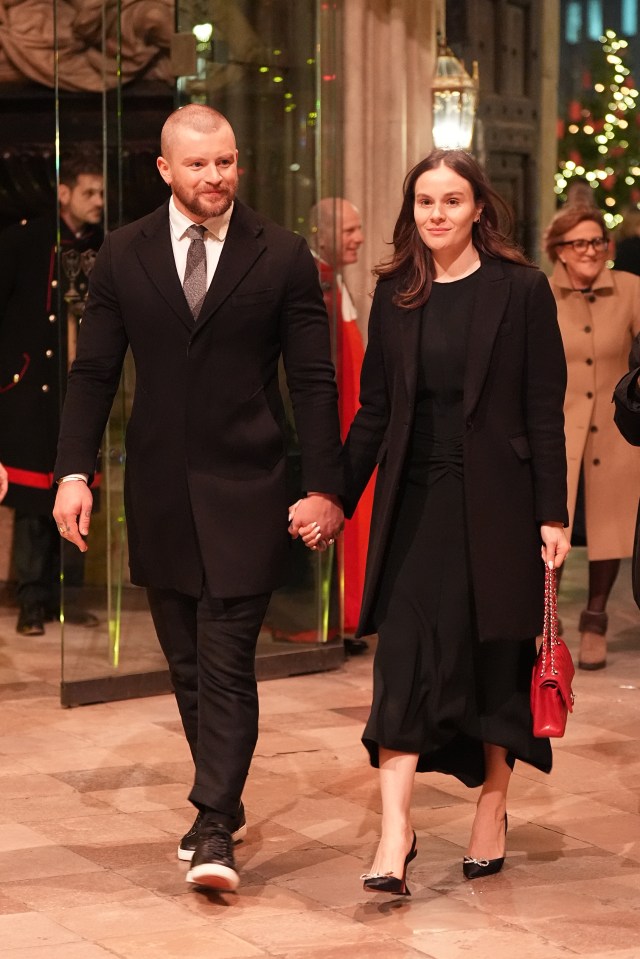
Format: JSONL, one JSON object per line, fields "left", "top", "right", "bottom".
{"left": 52, "top": 104, "right": 344, "bottom": 893}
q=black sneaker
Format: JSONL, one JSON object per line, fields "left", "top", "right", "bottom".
{"left": 178, "top": 802, "right": 247, "bottom": 861}
{"left": 186, "top": 821, "right": 239, "bottom": 891}
{"left": 17, "top": 604, "right": 45, "bottom": 636}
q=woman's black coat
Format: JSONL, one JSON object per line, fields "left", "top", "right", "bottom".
{"left": 343, "top": 257, "right": 569, "bottom": 641}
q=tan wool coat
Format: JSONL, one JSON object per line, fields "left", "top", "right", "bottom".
{"left": 550, "top": 262, "right": 640, "bottom": 559}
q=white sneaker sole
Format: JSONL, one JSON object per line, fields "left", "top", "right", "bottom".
{"left": 186, "top": 862, "right": 239, "bottom": 891}
{"left": 177, "top": 821, "right": 247, "bottom": 861}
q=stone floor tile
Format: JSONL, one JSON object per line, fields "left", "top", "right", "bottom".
{"left": 0, "top": 871, "right": 147, "bottom": 911}
{"left": 0, "top": 911, "right": 81, "bottom": 950}
{"left": 98, "top": 926, "right": 266, "bottom": 958}
{"left": 0, "top": 791, "right": 112, "bottom": 826}
{"left": 0, "top": 773, "right": 75, "bottom": 801}
{"left": 83, "top": 782, "right": 189, "bottom": 814}
{"left": 31, "top": 811, "right": 174, "bottom": 847}
{"left": 400, "top": 925, "right": 577, "bottom": 958}
{"left": 217, "top": 907, "right": 395, "bottom": 952}
{"left": 46, "top": 895, "right": 207, "bottom": 940}
{"left": 20, "top": 747, "right": 137, "bottom": 775}
{"left": 0, "top": 823, "right": 56, "bottom": 851}
{"left": 2, "top": 944, "right": 117, "bottom": 959}
{"left": 520, "top": 909, "right": 640, "bottom": 954}
{"left": 0, "top": 845, "right": 102, "bottom": 881}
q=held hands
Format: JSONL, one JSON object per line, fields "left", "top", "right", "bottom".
{"left": 53, "top": 482, "right": 94, "bottom": 552}
{"left": 0, "top": 463, "right": 7, "bottom": 503}
{"left": 288, "top": 492, "right": 344, "bottom": 551}
{"left": 540, "top": 522, "right": 571, "bottom": 570}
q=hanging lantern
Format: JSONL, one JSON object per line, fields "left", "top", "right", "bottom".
{"left": 432, "top": 39, "right": 479, "bottom": 150}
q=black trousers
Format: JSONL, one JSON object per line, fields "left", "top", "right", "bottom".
{"left": 13, "top": 511, "right": 85, "bottom": 608}
{"left": 146, "top": 585, "right": 271, "bottom": 828}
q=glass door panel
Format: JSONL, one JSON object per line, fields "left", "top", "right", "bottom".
{"left": 45, "top": 0, "right": 344, "bottom": 703}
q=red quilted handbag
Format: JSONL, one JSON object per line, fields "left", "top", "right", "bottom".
{"left": 531, "top": 566, "right": 575, "bottom": 738}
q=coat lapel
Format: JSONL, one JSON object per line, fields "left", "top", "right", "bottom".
{"left": 133, "top": 200, "right": 267, "bottom": 334}
{"left": 194, "top": 201, "right": 266, "bottom": 330}
{"left": 463, "top": 258, "right": 510, "bottom": 420}
{"left": 134, "top": 202, "right": 194, "bottom": 332}
{"left": 397, "top": 302, "right": 422, "bottom": 404}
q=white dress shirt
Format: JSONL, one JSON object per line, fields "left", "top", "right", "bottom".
{"left": 168, "top": 195, "right": 233, "bottom": 289}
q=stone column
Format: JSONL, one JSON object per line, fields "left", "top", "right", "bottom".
{"left": 342, "top": 0, "right": 442, "bottom": 339}
{"left": 538, "top": 0, "right": 560, "bottom": 274}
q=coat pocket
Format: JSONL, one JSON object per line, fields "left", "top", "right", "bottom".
{"left": 509, "top": 433, "right": 532, "bottom": 460}
{"left": 376, "top": 437, "right": 389, "bottom": 465}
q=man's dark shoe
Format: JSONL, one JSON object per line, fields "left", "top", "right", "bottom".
{"left": 186, "top": 821, "right": 239, "bottom": 891}
{"left": 344, "top": 637, "right": 368, "bottom": 656}
{"left": 64, "top": 607, "right": 100, "bottom": 628}
{"left": 178, "top": 801, "right": 247, "bottom": 861}
{"left": 46, "top": 606, "right": 99, "bottom": 628}
{"left": 16, "top": 605, "right": 45, "bottom": 636}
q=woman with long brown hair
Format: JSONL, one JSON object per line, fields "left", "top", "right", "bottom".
{"left": 339, "top": 150, "right": 570, "bottom": 891}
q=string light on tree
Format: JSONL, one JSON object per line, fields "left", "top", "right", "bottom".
{"left": 556, "top": 29, "right": 640, "bottom": 228}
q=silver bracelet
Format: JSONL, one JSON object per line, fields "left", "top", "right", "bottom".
{"left": 58, "top": 474, "right": 89, "bottom": 485}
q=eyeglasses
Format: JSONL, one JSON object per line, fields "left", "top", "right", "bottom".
{"left": 556, "top": 237, "right": 608, "bottom": 253}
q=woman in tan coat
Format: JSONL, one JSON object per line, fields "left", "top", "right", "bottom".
{"left": 545, "top": 205, "right": 640, "bottom": 669}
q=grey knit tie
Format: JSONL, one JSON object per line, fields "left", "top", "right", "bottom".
{"left": 183, "top": 224, "right": 207, "bottom": 319}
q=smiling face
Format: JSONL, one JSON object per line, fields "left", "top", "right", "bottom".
{"left": 556, "top": 219, "right": 609, "bottom": 289}
{"left": 413, "top": 162, "right": 482, "bottom": 260}
{"left": 335, "top": 201, "right": 364, "bottom": 266}
{"left": 157, "top": 122, "right": 238, "bottom": 222}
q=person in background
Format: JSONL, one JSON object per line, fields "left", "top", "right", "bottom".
{"left": 52, "top": 104, "right": 344, "bottom": 894}
{"left": 544, "top": 205, "right": 640, "bottom": 669}
{"left": 613, "top": 335, "right": 640, "bottom": 608}
{"left": 564, "top": 175, "right": 598, "bottom": 208}
{"left": 302, "top": 149, "right": 569, "bottom": 892}
{"left": 0, "top": 153, "right": 104, "bottom": 635}
{"left": 309, "top": 197, "right": 372, "bottom": 655}
{"left": 614, "top": 208, "right": 640, "bottom": 277}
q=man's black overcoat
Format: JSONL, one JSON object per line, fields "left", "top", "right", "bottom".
{"left": 55, "top": 199, "right": 343, "bottom": 597}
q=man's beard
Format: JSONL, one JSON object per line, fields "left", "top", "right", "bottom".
{"left": 174, "top": 181, "right": 236, "bottom": 219}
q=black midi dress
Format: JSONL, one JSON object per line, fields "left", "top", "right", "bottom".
{"left": 362, "top": 271, "right": 552, "bottom": 786}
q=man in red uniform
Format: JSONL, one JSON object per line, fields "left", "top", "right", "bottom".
{"left": 309, "top": 198, "right": 374, "bottom": 653}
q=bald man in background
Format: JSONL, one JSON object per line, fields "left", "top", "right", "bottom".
{"left": 310, "top": 198, "right": 374, "bottom": 654}
{"left": 53, "top": 105, "right": 344, "bottom": 893}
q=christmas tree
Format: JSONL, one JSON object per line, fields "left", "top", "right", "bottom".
{"left": 556, "top": 29, "right": 640, "bottom": 228}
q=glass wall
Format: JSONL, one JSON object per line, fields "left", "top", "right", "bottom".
{"left": 47, "top": 0, "right": 342, "bottom": 703}
{"left": 53, "top": 0, "right": 176, "bottom": 705}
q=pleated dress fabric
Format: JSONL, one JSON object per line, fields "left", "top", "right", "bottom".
{"left": 362, "top": 269, "right": 552, "bottom": 786}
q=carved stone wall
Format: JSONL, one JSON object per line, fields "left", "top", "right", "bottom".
{"left": 342, "top": 0, "right": 443, "bottom": 337}
{"left": 447, "top": 0, "right": 560, "bottom": 265}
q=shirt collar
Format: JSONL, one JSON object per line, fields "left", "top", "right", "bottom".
{"left": 169, "top": 195, "right": 234, "bottom": 242}
{"left": 551, "top": 259, "right": 614, "bottom": 294}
